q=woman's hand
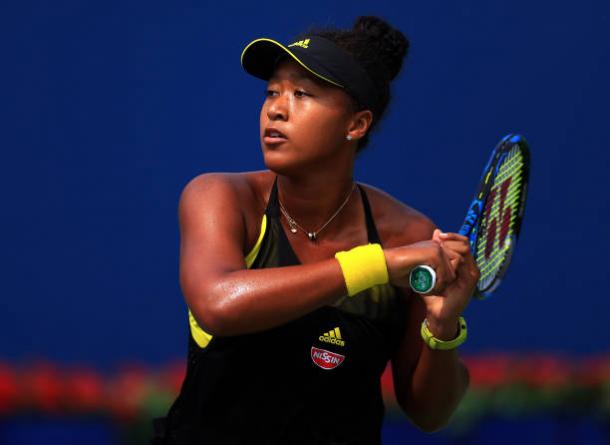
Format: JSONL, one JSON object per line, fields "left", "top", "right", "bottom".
{"left": 422, "top": 229, "right": 480, "bottom": 339}
{"left": 384, "top": 238, "right": 459, "bottom": 292}
{"left": 384, "top": 229, "right": 480, "bottom": 340}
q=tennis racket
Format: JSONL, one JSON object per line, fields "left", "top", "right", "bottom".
{"left": 409, "top": 133, "right": 530, "bottom": 299}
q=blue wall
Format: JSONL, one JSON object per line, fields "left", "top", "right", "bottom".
{"left": 1, "top": 1, "right": 609, "bottom": 369}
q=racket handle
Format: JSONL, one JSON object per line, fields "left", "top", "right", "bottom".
{"left": 409, "top": 265, "right": 436, "bottom": 294}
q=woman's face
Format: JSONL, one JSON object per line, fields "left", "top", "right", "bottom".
{"left": 259, "top": 58, "right": 356, "bottom": 174}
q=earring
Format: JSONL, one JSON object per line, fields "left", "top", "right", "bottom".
{"left": 346, "top": 135, "right": 353, "bottom": 141}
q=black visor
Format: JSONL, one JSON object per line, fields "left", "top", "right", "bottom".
{"left": 241, "top": 36, "right": 379, "bottom": 114}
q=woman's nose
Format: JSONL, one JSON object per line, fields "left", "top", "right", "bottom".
{"left": 267, "top": 94, "right": 289, "bottom": 121}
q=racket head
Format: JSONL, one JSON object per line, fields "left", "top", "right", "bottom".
{"left": 459, "top": 134, "right": 530, "bottom": 299}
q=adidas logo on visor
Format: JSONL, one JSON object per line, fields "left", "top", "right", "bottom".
{"left": 288, "top": 39, "right": 310, "bottom": 49}
{"left": 319, "top": 327, "right": 345, "bottom": 347}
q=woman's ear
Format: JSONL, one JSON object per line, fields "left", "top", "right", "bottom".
{"left": 346, "top": 110, "right": 373, "bottom": 141}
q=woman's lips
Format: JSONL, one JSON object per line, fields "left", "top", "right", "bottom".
{"left": 263, "top": 128, "right": 288, "bottom": 145}
{"left": 263, "top": 135, "right": 288, "bottom": 145}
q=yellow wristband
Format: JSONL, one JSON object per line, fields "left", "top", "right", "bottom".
{"left": 334, "top": 243, "right": 389, "bottom": 297}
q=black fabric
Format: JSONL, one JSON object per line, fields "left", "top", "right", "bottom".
{"left": 241, "top": 36, "right": 380, "bottom": 113}
{"left": 153, "top": 178, "right": 408, "bottom": 445}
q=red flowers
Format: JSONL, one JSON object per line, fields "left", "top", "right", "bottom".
{"left": 0, "top": 363, "right": 19, "bottom": 415}
{"left": 0, "top": 355, "right": 609, "bottom": 423}
{"left": 0, "top": 361, "right": 186, "bottom": 421}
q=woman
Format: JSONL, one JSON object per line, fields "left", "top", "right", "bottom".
{"left": 153, "top": 16, "right": 479, "bottom": 445}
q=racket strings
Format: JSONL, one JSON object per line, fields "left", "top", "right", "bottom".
{"left": 477, "top": 154, "right": 523, "bottom": 273}
{"left": 476, "top": 146, "right": 525, "bottom": 288}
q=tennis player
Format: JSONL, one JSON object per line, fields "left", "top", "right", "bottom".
{"left": 153, "top": 16, "right": 480, "bottom": 445}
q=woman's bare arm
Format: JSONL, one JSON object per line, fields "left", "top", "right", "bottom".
{"left": 179, "top": 173, "right": 348, "bottom": 336}
{"left": 179, "top": 174, "right": 457, "bottom": 338}
{"left": 391, "top": 291, "right": 469, "bottom": 432}
{"left": 389, "top": 220, "right": 470, "bottom": 433}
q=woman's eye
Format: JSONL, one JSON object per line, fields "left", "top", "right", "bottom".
{"left": 265, "top": 89, "right": 278, "bottom": 97}
{"left": 294, "top": 90, "right": 309, "bottom": 97}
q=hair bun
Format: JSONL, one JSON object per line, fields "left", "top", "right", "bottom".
{"left": 353, "top": 16, "right": 409, "bottom": 80}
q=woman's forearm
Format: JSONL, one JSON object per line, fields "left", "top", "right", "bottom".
{"left": 183, "top": 243, "right": 423, "bottom": 337}
{"left": 184, "top": 259, "right": 348, "bottom": 336}
{"left": 403, "top": 345, "right": 469, "bottom": 432}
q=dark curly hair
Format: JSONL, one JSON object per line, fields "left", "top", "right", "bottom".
{"left": 297, "top": 16, "right": 410, "bottom": 152}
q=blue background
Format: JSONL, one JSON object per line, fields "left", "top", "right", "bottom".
{"left": 2, "top": 0, "right": 609, "bottom": 371}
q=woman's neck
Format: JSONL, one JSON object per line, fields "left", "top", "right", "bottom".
{"left": 276, "top": 170, "right": 356, "bottom": 234}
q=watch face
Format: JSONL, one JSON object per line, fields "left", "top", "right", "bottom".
{"left": 410, "top": 266, "right": 435, "bottom": 294}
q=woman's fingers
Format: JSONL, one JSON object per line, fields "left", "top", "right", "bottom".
{"left": 447, "top": 251, "right": 463, "bottom": 274}
{"left": 436, "top": 244, "right": 458, "bottom": 285}
{"left": 439, "top": 231, "right": 469, "bottom": 243}
{"left": 433, "top": 230, "right": 472, "bottom": 256}
{"left": 388, "top": 235, "right": 471, "bottom": 292}
{"left": 440, "top": 240, "right": 471, "bottom": 256}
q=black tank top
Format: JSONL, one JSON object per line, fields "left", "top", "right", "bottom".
{"left": 153, "top": 178, "right": 408, "bottom": 445}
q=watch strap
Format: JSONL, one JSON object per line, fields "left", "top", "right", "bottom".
{"left": 420, "top": 316, "right": 467, "bottom": 350}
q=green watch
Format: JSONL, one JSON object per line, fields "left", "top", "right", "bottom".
{"left": 420, "top": 317, "right": 468, "bottom": 350}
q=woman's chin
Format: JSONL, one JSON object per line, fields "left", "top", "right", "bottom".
{"left": 262, "top": 150, "right": 303, "bottom": 175}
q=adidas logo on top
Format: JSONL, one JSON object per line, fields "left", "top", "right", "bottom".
{"left": 288, "top": 38, "right": 310, "bottom": 49}
{"left": 319, "top": 327, "right": 345, "bottom": 347}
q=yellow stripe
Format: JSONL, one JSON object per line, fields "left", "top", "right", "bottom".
{"left": 240, "top": 38, "right": 345, "bottom": 89}
{"left": 189, "top": 310, "right": 213, "bottom": 348}
{"left": 189, "top": 214, "right": 268, "bottom": 349}
{"left": 245, "top": 214, "right": 267, "bottom": 268}
{"left": 329, "top": 331, "right": 336, "bottom": 338}
{"left": 335, "top": 327, "right": 342, "bottom": 339}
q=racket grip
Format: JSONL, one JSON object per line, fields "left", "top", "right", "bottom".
{"left": 409, "top": 265, "right": 436, "bottom": 294}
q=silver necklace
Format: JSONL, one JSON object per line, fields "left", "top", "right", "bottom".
{"left": 278, "top": 183, "right": 356, "bottom": 242}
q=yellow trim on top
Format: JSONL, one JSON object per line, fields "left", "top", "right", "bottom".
{"left": 189, "top": 309, "right": 213, "bottom": 348}
{"left": 245, "top": 214, "right": 267, "bottom": 268}
{"left": 188, "top": 214, "right": 268, "bottom": 349}
{"left": 240, "top": 38, "right": 344, "bottom": 89}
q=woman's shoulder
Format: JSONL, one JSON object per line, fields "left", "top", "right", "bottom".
{"left": 180, "top": 170, "right": 273, "bottom": 212}
{"left": 179, "top": 171, "right": 274, "bottom": 252}
{"left": 358, "top": 182, "right": 437, "bottom": 248}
